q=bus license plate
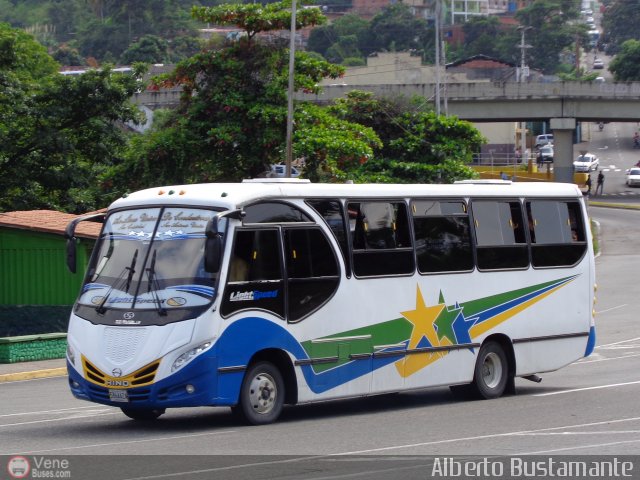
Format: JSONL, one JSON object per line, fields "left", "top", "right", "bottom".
{"left": 109, "top": 389, "right": 129, "bottom": 403}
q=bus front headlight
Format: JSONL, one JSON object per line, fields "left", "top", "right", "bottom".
{"left": 67, "top": 343, "right": 76, "bottom": 365}
{"left": 172, "top": 341, "right": 213, "bottom": 372}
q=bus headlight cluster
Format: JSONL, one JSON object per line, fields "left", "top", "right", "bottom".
{"left": 67, "top": 344, "right": 76, "bottom": 365}
{"left": 172, "top": 341, "right": 212, "bottom": 372}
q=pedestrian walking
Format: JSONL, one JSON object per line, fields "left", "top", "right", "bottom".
{"left": 595, "top": 171, "right": 604, "bottom": 195}
{"left": 586, "top": 174, "right": 592, "bottom": 195}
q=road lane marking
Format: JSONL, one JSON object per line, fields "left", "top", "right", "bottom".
{"left": 595, "top": 304, "right": 628, "bottom": 315}
{"left": 0, "top": 406, "right": 107, "bottom": 418}
{"left": 331, "top": 416, "right": 640, "bottom": 455}
{"left": 533, "top": 379, "right": 640, "bottom": 396}
{"left": 2, "top": 429, "right": 238, "bottom": 456}
{"left": 597, "top": 335, "right": 640, "bottom": 348}
{"left": 577, "top": 353, "right": 640, "bottom": 364}
{"left": 515, "top": 438, "right": 640, "bottom": 455}
{"left": 0, "top": 411, "right": 118, "bottom": 428}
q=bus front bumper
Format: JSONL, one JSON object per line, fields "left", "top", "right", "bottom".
{"left": 67, "top": 353, "right": 236, "bottom": 409}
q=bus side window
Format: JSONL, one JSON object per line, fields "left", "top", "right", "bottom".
{"left": 472, "top": 200, "right": 528, "bottom": 270}
{"left": 284, "top": 227, "right": 340, "bottom": 322}
{"left": 306, "top": 199, "right": 350, "bottom": 277}
{"left": 527, "top": 200, "right": 587, "bottom": 267}
{"left": 412, "top": 200, "right": 473, "bottom": 273}
{"left": 348, "top": 201, "right": 414, "bottom": 277}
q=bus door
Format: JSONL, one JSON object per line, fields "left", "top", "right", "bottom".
{"left": 221, "top": 220, "right": 352, "bottom": 396}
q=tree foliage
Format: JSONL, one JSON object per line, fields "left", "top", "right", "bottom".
{"left": 0, "top": 0, "right": 202, "bottom": 64}
{"left": 0, "top": 23, "right": 144, "bottom": 213}
{"left": 609, "top": 39, "right": 640, "bottom": 81}
{"left": 601, "top": 1, "right": 640, "bottom": 55}
{"left": 111, "top": 1, "right": 354, "bottom": 187}
{"left": 328, "top": 91, "right": 481, "bottom": 183}
{"left": 515, "top": 0, "right": 581, "bottom": 73}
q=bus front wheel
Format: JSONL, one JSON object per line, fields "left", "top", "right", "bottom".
{"left": 120, "top": 407, "right": 165, "bottom": 421}
{"left": 471, "top": 341, "right": 509, "bottom": 399}
{"left": 236, "top": 361, "right": 284, "bottom": 425}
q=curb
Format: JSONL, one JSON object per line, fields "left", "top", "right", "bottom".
{"left": 589, "top": 201, "right": 640, "bottom": 210}
{"left": 0, "top": 367, "right": 67, "bottom": 383}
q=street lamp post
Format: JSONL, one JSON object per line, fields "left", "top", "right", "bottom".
{"left": 285, "top": 0, "right": 297, "bottom": 178}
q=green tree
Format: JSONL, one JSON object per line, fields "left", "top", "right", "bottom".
{"left": 120, "top": 34, "right": 169, "bottom": 64}
{"left": 328, "top": 91, "right": 482, "bottom": 183}
{"left": 516, "top": 0, "right": 581, "bottom": 74}
{"left": 294, "top": 103, "right": 381, "bottom": 182}
{"left": 359, "top": 4, "right": 429, "bottom": 57}
{"left": 601, "top": 1, "right": 640, "bottom": 54}
{"left": 0, "top": 23, "right": 144, "bottom": 212}
{"left": 458, "top": 16, "right": 508, "bottom": 60}
{"left": 307, "top": 13, "right": 367, "bottom": 59}
{"left": 111, "top": 1, "right": 372, "bottom": 186}
{"left": 609, "top": 39, "right": 640, "bottom": 81}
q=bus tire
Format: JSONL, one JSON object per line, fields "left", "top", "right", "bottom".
{"left": 237, "top": 361, "right": 284, "bottom": 425}
{"left": 120, "top": 407, "right": 165, "bottom": 421}
{"left": 471, "top": 341, "right": 508, "bottom": 399}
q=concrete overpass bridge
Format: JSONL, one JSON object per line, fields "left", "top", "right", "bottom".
{"left": 299, "top": 82, "right": 640, "bottom": 183}
{"left": 134, "top": 81, "right": 640, "bottom": 183}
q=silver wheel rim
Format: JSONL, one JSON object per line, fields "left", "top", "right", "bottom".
{"left": 248, "top": 372, "right": 277, "bottom": 415}
{"left": 482, "top": 352, "right": 503, "bottom": 389}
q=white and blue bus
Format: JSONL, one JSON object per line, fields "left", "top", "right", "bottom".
{"left": 65, "top": 180, "right": 596, "bottom": 424}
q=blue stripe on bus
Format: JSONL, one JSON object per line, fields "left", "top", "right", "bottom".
{"left": 584, "top": 325, "right": 596, "bottom": 357}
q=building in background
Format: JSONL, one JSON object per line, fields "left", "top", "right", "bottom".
{"left": 0, "top": 211, "right": 100, "bottom": 337}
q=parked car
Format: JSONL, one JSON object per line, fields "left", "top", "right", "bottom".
{"left": 593, "top": 58, "right": 605, "bottom": 69}
{"left": 626, "top": 168, "right": 640, "bottom": 187}
{"left": 534, "top": 134, "right": 554, "bottom": 148}
{"left": 537, "top": 145, "right": 554, "bottom": 163}
{"left": 269, "top": 164, "right": 301, "bottom": 178}
{"left": 574, "top": 153, "right": 599, "bottom": 172}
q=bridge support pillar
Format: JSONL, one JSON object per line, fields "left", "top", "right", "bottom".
{"left": 550, "top": 118, "right": 576, "bottom": 183}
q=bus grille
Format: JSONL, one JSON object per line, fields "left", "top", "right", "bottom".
{"left": 103, "top": 327, "right": 149, "bottom": 364}
{"left": 82, "top": 355, "right": 160, "bottom": 389}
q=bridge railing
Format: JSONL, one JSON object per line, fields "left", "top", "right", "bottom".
{"left": 470, "top": 152, "right": 533, "bottom": 167}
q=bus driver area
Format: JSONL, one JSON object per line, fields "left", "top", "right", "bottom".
{"left": 64, "top": 180, "right": 596, "bottom": 424}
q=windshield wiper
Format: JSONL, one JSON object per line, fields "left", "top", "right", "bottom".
{"left": 96, "top": 249, "right": 138, "bottom": 314}
{"left": 146, "top": 250, "right": 167, "bottom": 316}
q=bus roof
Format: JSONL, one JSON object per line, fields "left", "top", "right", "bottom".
{"left": 109, "top": 180, "right": 584, "bottom": 211}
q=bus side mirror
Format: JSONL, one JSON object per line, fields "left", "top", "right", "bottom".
{"left": 204, "top": 235, "right": 222, "bottom": 273}
{"left": 66, "top": 238, "right": 77, "bottom": 274}
{"left": 203, "top": 209, "right": 243, "bottom": 273}
{"left": 64, "top": 212, "right": 105, "bottom": 274}
{"left": 204, "top": 217, "right": 222, "bottom": 273}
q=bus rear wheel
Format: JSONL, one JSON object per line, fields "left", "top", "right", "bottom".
{"left": 120, "top": 407, "right": 165, "bottom": 421}
{"left": 471, "top": 341, "right": 509, "bottom": 399}
{"left": 236, "top": 361, "right": 284, "bottom": 425}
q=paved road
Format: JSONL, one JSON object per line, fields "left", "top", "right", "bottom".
{"left": 1, "top": 207, "right": 639, "bottom": 479}
{"left": 578, "top": 121, "right": 640, "bottom": 197}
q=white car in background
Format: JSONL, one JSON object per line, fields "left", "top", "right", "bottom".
{"left": 269, "top": 164, "right": 301, "bottom": 178}
{"left": 534, "top": 134, "right": 554, "bottom": 148}
{"left": 574, "top": 153, "right": 599, "bottom": 172}
{"left": 626, "top": 167, "right": 640, "bottom": 187}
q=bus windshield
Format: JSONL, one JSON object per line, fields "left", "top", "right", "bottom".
{"left": 77, "top": 207, "right": 222, "bottom": 323}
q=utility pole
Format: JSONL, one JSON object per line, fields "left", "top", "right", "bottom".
{"left": 285, "top": 0, "right": 297, "bottom": 178}
{"left": 517, "top": 26, "right": 532, "bottom": 168}
{"left": 435, "top": 0, "right": 441, "bottom": 116}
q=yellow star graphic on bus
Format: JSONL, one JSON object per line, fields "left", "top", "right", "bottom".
{"left": 396, "top": 286, "right": 446, "bottom": 377}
